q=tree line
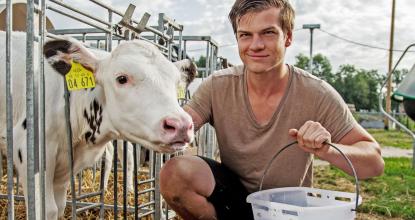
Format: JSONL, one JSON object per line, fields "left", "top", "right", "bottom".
{"left": 294, "top": 53, "right": 408, "bottom": 112}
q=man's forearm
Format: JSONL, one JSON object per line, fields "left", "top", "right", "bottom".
{"left": 316, "top": 141, "right": 384, "bottom": 179}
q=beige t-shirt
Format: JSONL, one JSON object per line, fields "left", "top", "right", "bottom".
{"left": 186, "top": 65, "right": 356, "bottom": 193}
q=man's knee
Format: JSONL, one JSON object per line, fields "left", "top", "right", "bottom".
{"left": 160, "top": 156, "right": 196, "bottom": 191}
{"left": 160, "top": 156, "right": 215, "bottom": 199}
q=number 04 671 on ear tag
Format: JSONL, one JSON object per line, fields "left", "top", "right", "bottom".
{"left": 65, "top": 61, "right": 96, "bottom": 91}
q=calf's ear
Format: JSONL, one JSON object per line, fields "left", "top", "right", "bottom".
{"left": 173, "top": 59, "right": 197, "bottom": 88}
{"left": 43, "top": 37, "right": 98, "bottom": 76}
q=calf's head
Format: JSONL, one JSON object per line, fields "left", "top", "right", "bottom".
{"left": 44, "top": 37, "right": 196, "bottom": 153}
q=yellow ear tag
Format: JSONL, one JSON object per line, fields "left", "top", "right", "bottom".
{"left": 177, "top": 85, "right": 186, "bottom": 99}
{"left": 65, "top": 61, "right": 96, "bottom": 91}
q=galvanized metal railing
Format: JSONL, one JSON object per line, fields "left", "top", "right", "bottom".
{"left": 2, "top": 0, "right": 226, "bottom": 219}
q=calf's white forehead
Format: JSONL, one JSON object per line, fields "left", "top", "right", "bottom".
{"left": 107, "top": 40, "right": 181, "bottom": 82}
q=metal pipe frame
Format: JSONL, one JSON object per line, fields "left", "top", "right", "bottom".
{"left": 25, "top": 0, "right": 38, "bottom": 219}
{"left": 5, "top": 0, "right": 15, "bottom": 219}
{"left": 2, "top": 0, "right": 222, "bottom": 219}
{"left": 378, "top": 43, "right": 415, "bottom": 169}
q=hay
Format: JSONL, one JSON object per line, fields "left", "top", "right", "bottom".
{"left": 0, "top": 165, "right": 166, "bottom": 219}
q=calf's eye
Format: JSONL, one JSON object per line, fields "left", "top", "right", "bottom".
{"left": 116, "top": 75, "right": 128, "bottom": 85}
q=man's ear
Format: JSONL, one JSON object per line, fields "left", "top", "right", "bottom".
{"left": 285, "top": 31, "right": 293, "bottom": 47}
{"left": 173, "top": 59, "right": 197, "bottom": 88}
{"left": 43, "top": 37, "right": 98, "bottom": 76}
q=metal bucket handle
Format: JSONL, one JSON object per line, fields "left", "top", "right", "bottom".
{"left": 258, "top": 141, "right": 360, "bottom": 211}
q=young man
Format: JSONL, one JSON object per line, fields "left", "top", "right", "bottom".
{"left": 160, "top": 1, "right": 384, "bottom": 219}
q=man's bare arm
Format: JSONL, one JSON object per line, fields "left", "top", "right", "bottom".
{"left": 289, "top": 121, "right": 384, "bottom": 179}
{"left": 183, "top": 105, "right": 206, "bottom": 132}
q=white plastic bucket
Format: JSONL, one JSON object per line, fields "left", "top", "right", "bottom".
{"left": 247, "top": 187, "right": 362, "bottom": 220}
{"left": 247, "top": 141, "right": 362, "bottom": 220}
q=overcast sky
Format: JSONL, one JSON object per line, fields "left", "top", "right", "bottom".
{"left": 47, "top": 0, "right": 415, "bottom": 75}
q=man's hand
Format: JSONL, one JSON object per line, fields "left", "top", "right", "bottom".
{"left": 289, "top": 121, "right": 331, "bottom": 157}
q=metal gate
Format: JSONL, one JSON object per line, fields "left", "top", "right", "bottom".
{"left": 1, "top": 0, "right": 226, "bottom": 219}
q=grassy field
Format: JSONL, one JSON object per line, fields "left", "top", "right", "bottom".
{"left": 315, "top": 157, "right": 415, "bottom": 220}
{"left": 367, "top": 129, "right": 414, "bottom": 149}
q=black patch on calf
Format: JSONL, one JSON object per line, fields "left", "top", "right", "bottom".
{"left": 43, "top": 40, "right": 73, "bottom": 76}
{"left": 18, "top": 149, "right": 22, "bottom": 163}
{"left": 52, "top": 61, "right": 72, "bottom": 76}
{"left": 83, "top": 99, "right": 104, "bottom": 144}
{"left": 44, "top": 40, "right": 71, "bottom": 58}
{"left": 85, "top": 131, "right": 92, "bottom": 141}
{"left": 22, "top": 119, "right": 27, "bottom": 130}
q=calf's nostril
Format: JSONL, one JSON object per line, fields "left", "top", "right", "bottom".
{"left": 164, "top": 124, "right": 175, "bottom": 131}
{"left": 163, "top": 119, "right": 177, "bottom": 132}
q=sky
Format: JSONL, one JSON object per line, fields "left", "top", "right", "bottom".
{"left": 46, "top": 0, "right": 415, "bottom": 75}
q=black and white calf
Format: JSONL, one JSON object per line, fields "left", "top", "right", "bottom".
{"left": 0, "top": 31, "right": 196, "bottom": 219}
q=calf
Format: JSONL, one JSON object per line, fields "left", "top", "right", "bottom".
{"left": 0, "top": 31, "right": 196, "bottom": 219}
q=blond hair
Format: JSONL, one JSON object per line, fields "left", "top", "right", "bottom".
{"left": 229, "top": 0, "right": 295, "bottom": 34}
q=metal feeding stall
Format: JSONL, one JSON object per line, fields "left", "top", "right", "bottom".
{"left": 1, "top": 0, "right": 226, "bottom": 219}
{"left": 379, "top": 43, "right": 415, "bottom": 169}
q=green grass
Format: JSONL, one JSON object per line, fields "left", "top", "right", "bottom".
{"left": 315, "top": 157, "right": 415, "bottom": 220}
{"left": 367, "top": 129, "right": 414, "bottom": 149}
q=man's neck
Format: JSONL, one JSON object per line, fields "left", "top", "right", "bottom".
{"left": 246, "top": 64, "right": 289, "bottom": 97}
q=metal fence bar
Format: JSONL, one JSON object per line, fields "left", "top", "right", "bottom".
{"left": 123, "top": 141, "right": 128, "bottom": 218}
{"left": 6, "top": 1, "right": 223, "bottom": 219}
{"left": 113, "top": 140, "right": 118, "bottom": 219}
{"left": 98, "top": 153, "right": 106, "bottom": 220}
{"left": 39, "top": 0, "right": 47, "bottom": 218}
{"left": 133, "top": 144, "right": 138, "bottom": 220}
{"left": 49, "top": 0, "right": 111, "bottom": 26}
{"left": 154, "top": 153, "right": 162, "bottom": 220}
{"left": 47, "top": 5, "right": 111, "bottom": 34}
{"left": 5, "top": 1, "right": 15, "bottom": 219}
{"left": 25, "top": 0, "right": 38, "bottom": 219}
{"left": 64, "top": 79, "right": 77, "bottom": 220}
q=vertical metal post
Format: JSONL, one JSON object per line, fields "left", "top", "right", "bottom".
{"left": 98, "top": 152, "right": 105, "bottom": 220}
{"left": 78, "top": 172, "right": 82, "bottom": 195}
{"left": 25, "top": 0, "right": 38, "bottom": 219}
{"left": 113, "top": 140, "right": 118, "bottom": 219}
{"left": 64, "top": 82, "right": 77, "bottom": 220}
{"left": 302, "top": 24, "right": 320, "bottom": 74}
{"left": 133, "top": 144, "right": 138, "bottom": 220}
{"left": 149, "top": 150, "right": 155, "bottom": 210}
{"left": 205, "top": 42, "right": 210, "bottom": 78}
{"left": 309, "top": 28, "right": 314, "bottom": 72}
{"left": 183, "top": 40, "right": 187, "bottom": 56}
{"left": 6, "top": 0, "right": 15, "bottom": 219}
{"left": 154, "top": 153, "right": 162, "bottom": 220}
{"left": 123, "top": 141, "right": 128, "bottom": 218}
{"left": 178, "top": 30, "right": 183, "bottom": 60}
{"left": 39, "top": 0, "right": 47, "bottom": 218}
{"left": 106, "top": 10, "right": 113, "bottom": 52}
{"left": 386, "top": 0, "right": 396, "bottom": 129}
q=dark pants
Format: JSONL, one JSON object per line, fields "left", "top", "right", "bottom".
{"left": 198, "top": 156, "right": 254, "bottom": 220}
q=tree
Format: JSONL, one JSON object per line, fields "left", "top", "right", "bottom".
{"left": 311, "top": 54, "right": 335, "bottom": 85}
{"left": 193, "top": 56, "right": 206, "bottom": 77}
{"left": 294, "top": 53, "right": 309, "bottom": 70}
{"left": 333, "top": 65, "right": 382, "bottom": 111}
{"left": 294, "top": 53, "right": 335, "bottom": 84}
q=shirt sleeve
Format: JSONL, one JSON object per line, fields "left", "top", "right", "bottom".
{"left": 185, "top": 75, "right": 214, "bottom": 125}
{"left": 316, "top": 82, "right": 357, "bottom": 143}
